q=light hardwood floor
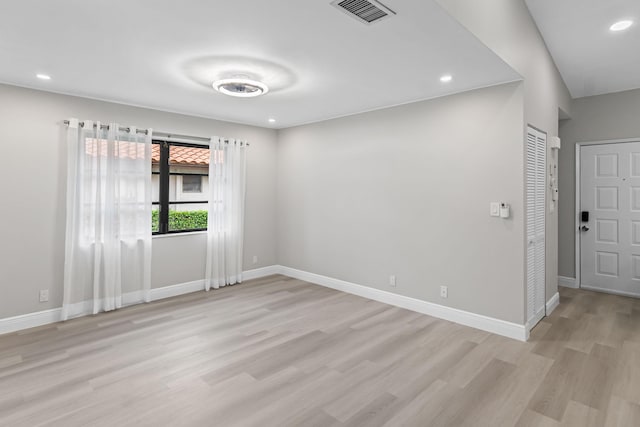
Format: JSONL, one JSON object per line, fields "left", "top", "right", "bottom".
{"left": 1, "top": 275, "right": 640, "bottom": 426}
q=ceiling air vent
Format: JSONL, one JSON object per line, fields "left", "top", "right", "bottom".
{"left": 331, "top": 0, "right": 396, "bottom": 25}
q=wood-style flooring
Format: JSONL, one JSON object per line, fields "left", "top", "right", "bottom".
{"left": 1, "top": 275, "right": 640, "bottom": 426}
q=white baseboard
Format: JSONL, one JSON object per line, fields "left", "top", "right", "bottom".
{"left": 243, "top": 265, "right": 281, "bottom": 281}
{"left": 558, "top": 275, "right": 578, "bottom": 288}
{"left": 0, "top": 266, "right": 279, "bottom": 336}
{"left": 2, "top": 264, "right": 531, "bottom": 342}
{"left": 546, "top": 292, "right": 560, "bottom": 315}
{"left": 150, "top": 280, "right": 205, "bottom": 302}
{"left": 0, "top": 309, "right": 63, "bottom": 336}
{"left": 525, "top": 307, "right": 545, "bottom": 336}
{"left": 580, "top": 285, "right": 640, "bottom": 299}
{"left": 278, "top": 266, "right": 528, "bottom": 342}
{"left": 63, "top": 290, "right": 151, "bottom": 320}
{"left": 145, "top": 266, "right": 280, "bottom": 302}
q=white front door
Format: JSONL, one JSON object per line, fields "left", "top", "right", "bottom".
{"left": 580, "top": 142, "right": 640, "bottom": 297}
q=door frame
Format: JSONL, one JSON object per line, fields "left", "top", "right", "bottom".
{"left": 574, "top": 137, "right": 640, "bottom": 290}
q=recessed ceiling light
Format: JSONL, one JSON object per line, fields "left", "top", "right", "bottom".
{"left": 440, "top": 74, "right": 453, "bottom": 83}
{"left": 610, "top": 20, "right": 633, "bottom": 32}
{"left": 36, "top": 74, "right": 51, "bottom": 80}
{"left": 212, "top": 77, "right": 269, "bottom": 98}
{"left": 268, "top": 118, "right": 276, "bottom": 123}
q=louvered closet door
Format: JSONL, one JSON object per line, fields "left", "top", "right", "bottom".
{"left": 526, "top": 126, "right": 546, "bottom": 329}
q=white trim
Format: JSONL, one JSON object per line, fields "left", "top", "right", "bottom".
{"left": 152, "top": 231, "right": 207, "bottom": 239}
{"left": 2, "top": 264, "right": 530, "bottom": 341}
{"left": 242, "top": 265, "right": 281, "bottom": 281}
{"left": 63, "top": 290, "right": 152, "bottom": 320}
{"left": 575, "top": 143, "right": 581, "bottom": 289}
{"left": 526, "top": 307, "right": 545, "bottom": 334}
{"left": 149, "top": 280, "right": 205, "bottom": 301}
{"left": 0, "top": 266, "right": 278, "bottom": 336}
{"left": 575, "top": 137, "right": 640, "bottom": 147}
{"left": 580, "top": 285, "right": 640, "bottom": 299}
{"left": 558, "top": 275, "right": 578, "bottom": 289}
{"left": 278, "top": 266, "right": 528, "bottom": 341}
{"left": 0, "top": 309, "right": 63, "bottom": 336}
{"left": 546, "top": 292, "right": 560, "bottom": 315}
{"left": 575, "top": 138, "right": 640, "bottom": 290}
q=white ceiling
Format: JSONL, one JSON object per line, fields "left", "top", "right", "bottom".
{"left": 526, "top": 0, "right": 640, "bottom": 99}
{"left": 0, "top": 0, "right": 520, "bottom": 128}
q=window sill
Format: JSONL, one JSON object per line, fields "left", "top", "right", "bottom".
{"left": 152, "top": 230, "right": 207, "bottom": 239}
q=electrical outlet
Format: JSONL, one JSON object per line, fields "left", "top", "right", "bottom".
{"left": 440, "top": 286, "right": 448, "bottom": 298}
{"left": 252, "top": 255, "right": 258, "bottom": 264}
{"left": 39, "top": 289, "right": 49, "bottom": 303}
{"left": 389, "top": 275, "right": 396, "bottom": 287}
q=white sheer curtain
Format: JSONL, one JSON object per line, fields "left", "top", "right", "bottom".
{"left": 62, "top": 119, "right": 152, "bottom": 320}
{"left": 205, "top": 137, "right": 247, "bottom": 290}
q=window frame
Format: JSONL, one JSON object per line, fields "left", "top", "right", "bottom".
{"left": 153, "top": 139, "right": 210, "bottom": 235}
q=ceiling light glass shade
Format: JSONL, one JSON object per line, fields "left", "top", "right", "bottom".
{"left": 212, "top": 78, "right": 269, "bottom": 97}
{"left": 610, "top": 20, "right": 633, "bottom": 31}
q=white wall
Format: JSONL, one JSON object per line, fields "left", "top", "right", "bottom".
{"left": 435, "top": 0, "right": 572, "bottom": 304}
{"left": 0, "top": 84, "right": 278, "bottom": 319}
{"left": 558, "top": 88, "right": 640, "bottom": 278}
{"left": 277, "top": 82, "right": 526, "bottom": 323}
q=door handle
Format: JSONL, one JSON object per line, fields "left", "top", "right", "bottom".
{"left": 580, "top": 225, "right": 590, "bottom": 232}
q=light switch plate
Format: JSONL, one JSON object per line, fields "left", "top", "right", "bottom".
{"left": 490, "top": 202, "right": 500, "bottom": 217}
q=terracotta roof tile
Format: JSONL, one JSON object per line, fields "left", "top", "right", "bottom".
{"left": 85, "top": 138, "right": 148, "bottom": 160}
{"left": 85, "top": 140, "right": 210, "bottom": 166}
{"left": 152, "top": 144, "right": 209, "bottom": 166}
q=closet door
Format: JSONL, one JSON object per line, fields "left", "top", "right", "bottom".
{"left": 526, "top": 126, "right": 546, "bottom": 329}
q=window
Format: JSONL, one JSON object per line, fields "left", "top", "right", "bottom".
{"left": 182, "top": 175, "right": 202, "bottom": 193}
{"left": 152, "top": 140, "right": 210, "bottom": 234}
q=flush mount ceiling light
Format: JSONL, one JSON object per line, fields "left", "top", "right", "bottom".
{"left": 212, "top": 77, "right": 269, "bottom": 98}
{"left": 268, "top": 118, "right": 276, "bottom": 123}
{"left": 36, "top": 73, "right": 51, "bottom": 80}
{"left": 440, "top": 74, "right": 453, "bottom": 83}
{"left": 610, "top": 20, "right": 633, "bottom": 32}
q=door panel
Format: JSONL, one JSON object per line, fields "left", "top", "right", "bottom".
{"left": 595, "top": 187, "right": 618, "bottom": 210}
{"left": 580, "top": 142, "right": 640, "bottom": 296}
{"left": 526, "top": 126, "right": 546, "bottom": 329}
{"left": 596, "top": 219, "right": 618, "bottom": 244}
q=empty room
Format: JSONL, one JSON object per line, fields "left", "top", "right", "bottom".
{"left": 1, "top": 0, "right": 640, "bottom": 425}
